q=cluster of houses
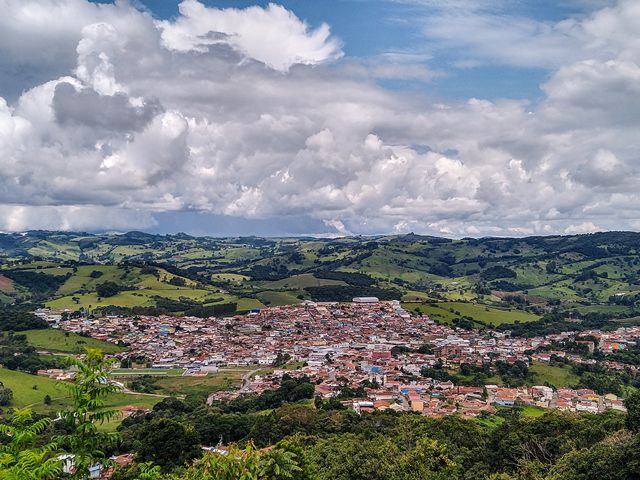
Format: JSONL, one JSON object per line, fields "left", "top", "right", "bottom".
{"left": 45, "top": 300, "right": 640, "bottom": 417}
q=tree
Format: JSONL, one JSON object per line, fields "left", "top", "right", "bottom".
{"left": 172, "top": 444, "right": 262, "bottom": 480}
{"left": 624, "top": 390, "right": 640, "bottom": 432}
{"left": 95, "top": 281, "right": 121, "bottom": 298}
{"left": 167, "top": 443, "right": 307, "bottom": 480}
{"left": 131, "top": 417, "right": 201, "bottom": 471}
{"left": 58, "top": 348, "right": 121, "bottom": 478}
{"left": 168, "top": 277, "right": 186, "bottom": 286}
{"left": 258, "top": 448, "right": 303, "bottom": 480}
{"left": 273, "top": 351, "right": 292, "bottom": 367}
{"left": 0, "top": 383, "right": 13, "bottom": 406}
{"left": 399, "top": 437, "right": 458, "bottom": 479}
{"left": 0, "top": 408, "right": 63, "bottom": 479}
{"left": 551, "top": 431, "right": 640, "bottom": 480}
{"left": 310, "top": 434, "right": 402, "bottom": 480}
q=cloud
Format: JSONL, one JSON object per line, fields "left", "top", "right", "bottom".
{"left": 157, "top": 0, "right": 343, "bottom": 72}
{"left": 564, "top": 222, "right": 603, "bottom": 234}
{"left": 418, "top": 0, "right": 640, "bottom": 69}
{"left": 0, "top": 0, "right": 638, "bottom": 236}
{"left": 52, "top": 82, "right": 162, "bottom": 132}
{"left": 0, "top": 205, "right": 156, "bottom": 232}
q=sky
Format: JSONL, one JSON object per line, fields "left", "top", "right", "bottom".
{"left": 0, "top": 0, "right": 639, "bottom": 237}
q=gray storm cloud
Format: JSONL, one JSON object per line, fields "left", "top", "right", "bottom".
{"left": 0, "top": 0, "right": 639, "bottom": 236}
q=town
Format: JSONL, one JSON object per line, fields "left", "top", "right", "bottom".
{"left": 41, "top": 299, "right": 639, "bottom": 418}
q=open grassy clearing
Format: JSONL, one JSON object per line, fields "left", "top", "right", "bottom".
{"left": 260, "top": 274, "right": 345, "bottom": 289}
{"left": 56, "top": 265, "right": 198, "bottom": 296}
{"left": 572, "top": 304, "right": 634, "bottom": 315}
{"left": 403, "top": 301, "right": 539, "bottom": 326}
{"left": 22, "top": 329, "right": 125, "bottom": 354}
{"left": 236, "top": 297, "right": 267, "bottom": 311}
{"left": 256, "top": 290, "right": 302, "bottom": 306}
{"left": 528, "top": 363, "right": 579, "bottom": 388}
{"left": 212, "top": 273, "right": 250, "bottom": 283}
{"left": 27, "top": 241, "right": 80, "bottom": 261}
{"left": 0, "top": 368, "right": 164, "bottom": 419}
{"left": 521, "top": 406, "right": 546, "bottom": 417}
{"left": 152, "top": 367, "right": 256, "bottom": 397}
{"left": 514, "top": 264, "right": 563, "bottom": 285}
{"left": 402, "top": 291, "right": 434, "bottom": 302}
{"left": 111, "top": 368, "right": 185, "bottom": 376}
{"left": 527, "top": 283, "right": 582, "bottom": 301}
{"left": 0, "top": 368, "right": 68, "bottom": 408}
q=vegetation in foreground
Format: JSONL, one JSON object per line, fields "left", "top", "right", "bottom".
{"left": 2, "top": 349, "right": 640, "bottom": 480}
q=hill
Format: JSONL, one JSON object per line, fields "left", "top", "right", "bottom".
{"left": 0, "top": 231, "right": 639, "bottom": 324}
{"left": 0, "top": 367, "right": 162, "bottom": 415}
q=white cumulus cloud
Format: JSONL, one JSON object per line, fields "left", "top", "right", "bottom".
{"left": 0, "top": 0, "right": 638, "bottom": 236}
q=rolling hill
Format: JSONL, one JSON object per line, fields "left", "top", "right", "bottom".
{"left": 0, "top": 231, "right": 639, "bottom": 325}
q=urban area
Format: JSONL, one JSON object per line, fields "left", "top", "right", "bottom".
{"left": 37, "top": 299, "right": 636, "bottom": 418}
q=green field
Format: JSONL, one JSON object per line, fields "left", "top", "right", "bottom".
{"left": 211, "top": 273, "right": 250, "bottom": 283}
{"left": 0, "top": 368, "right": 163, "bottom": 416}
{"left": 111, "top": 368, "right": 185, "bottom": 376}
{"left": 261, "top": 274, "right": 346, "bottom": 289}
{"left": 46, "top": 286, "right": 229, "bottom": 310}
{"left": 529, "top": 363, "right": 580, "bottom": 388}
{"left": 152, "top": 367, "right": 256, "bottom": 397}
{"left": 22, "top": 329, "right": 125, "bottom": 354}
{"left": 256, "top": 290, "right": 302, "bottom": 306}
{"left": 236, "top": 297, "right": 267, "bottom": 311}
{"left": 0, "top": 368, "right": 68, "bottom": 408}
{"left": 403, "top": 301, "right": 540, "bottom": 326}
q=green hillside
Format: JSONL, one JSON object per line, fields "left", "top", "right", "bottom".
{"left": 0, "top": 231, "right": 639, "bottom": 325}
{"left": 21, "top": 329, "right": 125, "bottom": 354}
{"left": 0, "top": 368, "right": 162, "bottom": 416}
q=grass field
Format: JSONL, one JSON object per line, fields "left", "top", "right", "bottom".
{"left": 41, "top": 263, "right": 227, "bottom": 310}
{"left": 529, "top": 363, "right": 580, "bottom": 388}
{"left": 22, "top": 329, "right": 125, "bottom": 354}
{"left": 261, "top": 274, "right": 346, "bottom": 289}
{"left": 403, "top": 301, "right": 540, "bottom": 326}
{"left": 0, "top": 368, "right": 68, "bottom": 408}
{"left": 211, "top": 273, "right": 250, "bottom": 283}
{"left": 111, "top": 368, "right": 185, "bottom": 376}
{"left": 236, "top": 297, "right": 267, "bottom": 311}
{"left": 521, "top": 406, "right": 546, "bottom": 417}
{"left": 46, "top": 286, "right": 229, "bottom": 310}
{"left": 0, "top": 368, "right": 163, "bottom": 418}
{"left": 152, "top": 367, "right": 255, "bottom": 397}
{"left": 256, "top": 290, "right": 302, "bottom": 306}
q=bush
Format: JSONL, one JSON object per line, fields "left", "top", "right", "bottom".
{"left": 0, "top": 383, "right": 13, "bottom": 406}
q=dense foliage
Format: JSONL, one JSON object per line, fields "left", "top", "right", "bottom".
{"left": 0, "top": 332, "right": 60, "bottom": 373}
{"left": 2, "top": 348, "right": 640, "bottom": 479}
{"left": 1, "top": 270, "right": 70, "bottom": 300}
{"left": 0, "top": 308, "right": 49, "bottom": 331}
{"left": 111, "top": 394, "right": 640, "bottom": 480}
